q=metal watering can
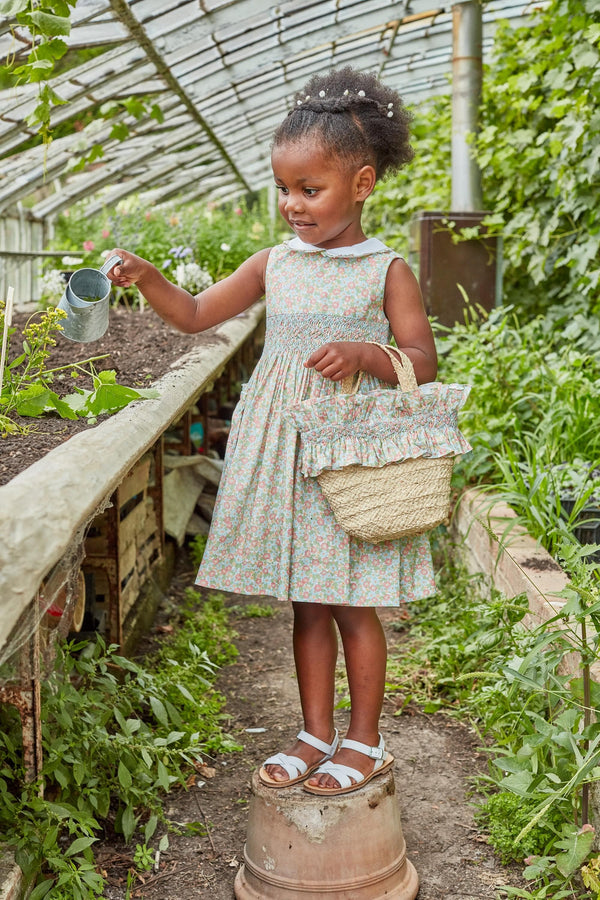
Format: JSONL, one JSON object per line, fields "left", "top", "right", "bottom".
{"left": 57, "top": 254, "right": 123, "bottom": 342}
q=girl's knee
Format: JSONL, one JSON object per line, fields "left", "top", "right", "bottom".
{"left": 332, "top": 606, "right": 381, "bottom": 635}
{"left": 292, "top": 601, "right": 333, "bottom": 628}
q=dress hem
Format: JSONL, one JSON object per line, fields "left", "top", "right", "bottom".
{"left": 195, "top": 576, "right": 429, "bottom": 607}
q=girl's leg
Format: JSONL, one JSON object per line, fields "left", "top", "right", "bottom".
{"left": 263, "top": 601, "right": 338, "bottom": 782}
{"left": 305, "top": 606, "right": 387, "bottom": 790}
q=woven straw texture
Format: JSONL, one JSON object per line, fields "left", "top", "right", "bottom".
{"left": 318, "top": 456, "right": 455, "bottom": 542}
{"left": 311, "top": 344, "right": 465, "bottom": 543}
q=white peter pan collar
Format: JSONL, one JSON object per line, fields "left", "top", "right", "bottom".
{"left": 285, "top": 236, "right": 390, "bottom": 257}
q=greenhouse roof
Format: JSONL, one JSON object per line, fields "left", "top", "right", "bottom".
{"left": 0, "top": 0, "right": 534, "bottom": 219}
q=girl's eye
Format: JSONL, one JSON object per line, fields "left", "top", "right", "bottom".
{"left": 276, "top": 185, "right": 288, "bottom": 195}
{"left": 304, "top": 188, "right": 317, "bottom": 196}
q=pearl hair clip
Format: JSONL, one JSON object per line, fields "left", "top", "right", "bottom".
{"left": 294, "top": 89, "right": 394, "bottom": 117}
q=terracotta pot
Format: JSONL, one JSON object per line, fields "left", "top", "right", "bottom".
{"left": 234, "top": 769, "right": 418, "bottom": 899}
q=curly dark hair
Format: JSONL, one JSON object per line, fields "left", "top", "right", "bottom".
{"left": 273, "top": 66, "right": 413, "bottom": 181}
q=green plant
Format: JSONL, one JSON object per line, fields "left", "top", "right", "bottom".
{"left": 475, "top": 0, "right": 600, "bottom": 315}
{"left": 48, "top": 193, "right": 280, "bottom": 283}
{"left": 437, "top": 300, "right": 600, "bottom": 555}
{"left": 364, "top": 1, "right": 600, "bottom": 320}
{"left": 0, "top": 303, "right": 159, "bottom": 435}
{"left": 188, "top": 534, "right": 208, "bottom": 568}
{"left": 0, "top": 602, "right": 240, "bottom": 896}
{"left": 132, "top": 841, "right": 155, "bottom": 872}
{"left": 232, "top": 602, "right": 276, "bottom": 618}
{"left": 582, "top": 856, "right": 600, "bottom": 898}
{"left": 0, "top": 0, "right": 76, "bottom": 146}
{"left": 386, "top": 543, "right": 600, "bottom": 896}
{"left": 475, "top": 791, "right": 564, "bottom": 864}
{"left": 149, "top": 590, "right": 241, "bottom": 754}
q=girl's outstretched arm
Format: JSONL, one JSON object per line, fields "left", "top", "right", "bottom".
{"left": 305, "top": 258, "right": 437, "bottom": 385}
{"left": 107, "top": 247, "right": 270, "bottom": 334}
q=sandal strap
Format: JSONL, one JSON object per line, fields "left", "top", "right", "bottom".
{"left": 312, "top": 760, "right": 364, "bottom": 789}
{"left": 340, "top": 733, "right": 386, "bottom": 760}
{"left": 297, "top": 728, "right": 339, "bottom": 756}
{"left": 263, "top": 752, "right": 307, "bottom": 780}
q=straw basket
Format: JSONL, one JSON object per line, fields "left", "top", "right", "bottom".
{"left": 286, "top": 343, "right": 468, "bottom": 544}
{"left": 318, "top": 454, "right": 455, "bottom": 542}
{"left": 320, "top": 346, "right": 455, "bottom": 542}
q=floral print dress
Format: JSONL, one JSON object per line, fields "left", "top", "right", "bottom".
{"left": 196, "top": 237, "right": 437, "bottom": 606}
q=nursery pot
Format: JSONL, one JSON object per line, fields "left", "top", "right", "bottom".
{"left": 234, "top": 769, "right": 419, "bottom": 899}
{"left": 57, "top": 254, "right": 122, "bottom": 342}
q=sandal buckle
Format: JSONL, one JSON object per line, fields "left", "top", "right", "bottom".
{"left": 369, "top": 746, "right": 385, "bottom": 760}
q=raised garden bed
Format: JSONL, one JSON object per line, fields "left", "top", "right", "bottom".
{"left": 1, "top": 306, "right": 225, "bottom": 486}
{"left": 451, "top": 487, "right": 600, "bottom": 681}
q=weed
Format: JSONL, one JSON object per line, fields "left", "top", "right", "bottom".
{"left": 188, "top": 534, "right": 208, "bottom": 569}
{"left": 132, "top": 842, "right": 155, "bottom": 872}
{"left": 0, "top": 591, "right": 240, "bottom": 896}
{"left": 474, "top": 792, "right": 563, "bottom": 864}
{"left": 387, "top": 542, "right": 600, "bottom": 897}
{"left": 232, "top": 602, "right": 276, "bottom": 618}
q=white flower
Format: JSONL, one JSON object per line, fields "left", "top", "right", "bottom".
{"left": 40, "top": 268, "right": 67, "bottom": 299}
{"left": 220, "top": 242, "right": 231, "bottom": 252}
{"left": 174, "top": 262, "right": 213, "bottom": 293}
{"left": 61, "top": 256, "right": 83, "bottom": 266}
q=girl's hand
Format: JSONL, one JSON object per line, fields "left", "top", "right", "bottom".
{"left": 105, "top": 249, "right": 155, "bottom": 288}
{"left": 304, "top": 342, "right": 363, "bottom": 381}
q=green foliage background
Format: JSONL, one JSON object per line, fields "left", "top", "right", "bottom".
{"left": 365, "top": 0, "right": 600, "bottom": 318}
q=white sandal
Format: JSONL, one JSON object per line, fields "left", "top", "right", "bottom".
{"left": 303, "top": 733, "right": 394, "bottom": 796}
{"left": 258, "top": 729, "right": 339, "bottom": 788}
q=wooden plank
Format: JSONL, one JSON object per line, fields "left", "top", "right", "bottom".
{"left": 119, "top": 501, "right": 149, "bottom": 554}
{"left": 120, "top": 573, "right": 141, "bottom": 619}
{"left": 139, "top": 500, "right": 159, "bottom": 543}
{"left": 119, "top": 458, "right": 151, "bottom": 506}
{"left": 84, "top": 535, "right": 109, "bottom": 556}
{"left": 119, "top": 542, "right": 138, "bottom": 584}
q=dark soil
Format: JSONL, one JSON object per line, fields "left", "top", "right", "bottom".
{"left": 95, "top": 552, "right": 524, "bottom": 900}
{"left": 1, "top": 308, "right": 207, "bottom": 486}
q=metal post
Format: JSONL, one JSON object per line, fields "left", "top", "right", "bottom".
{"left": 451, "top": 0, "right": 483, "bottom": 211}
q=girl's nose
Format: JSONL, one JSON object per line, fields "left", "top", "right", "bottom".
{"left": 285, "top": 190, "right": 304, "bottom": 213}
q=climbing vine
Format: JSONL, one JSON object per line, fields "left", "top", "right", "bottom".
{"left": 476, "top": 0, "right": 600, "bottom": 314}
{"left": 0, "top": 1, "right": 76, "bottom": 145}
{"left": 0, "top": 2, "right": 164, "bottom": 157}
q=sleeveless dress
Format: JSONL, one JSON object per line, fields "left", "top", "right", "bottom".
{"left": 196, "top": 237, "right": 436, "bottom": 607}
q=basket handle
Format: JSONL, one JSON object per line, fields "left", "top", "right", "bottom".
{"left": 341, "top": 342, "right": 418, "bottom": 394}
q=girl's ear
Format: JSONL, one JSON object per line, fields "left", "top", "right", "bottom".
{"left": 355, "top": 165, "right": 376, "bottom": 201}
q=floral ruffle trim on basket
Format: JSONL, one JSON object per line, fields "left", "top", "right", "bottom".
{"left": 285, "top": 382, "right": 472, "bottom": 478}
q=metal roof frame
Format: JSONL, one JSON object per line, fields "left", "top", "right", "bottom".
{"left": 0, "top": 0, "right": 536, "bottom": 220}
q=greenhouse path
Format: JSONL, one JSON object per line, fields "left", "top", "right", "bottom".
{"left": 100, "top": 587, "right": 524, "bottom": 899}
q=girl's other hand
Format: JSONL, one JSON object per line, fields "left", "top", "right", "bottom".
{"left": 304, "top": 342, "right": 362, "bottom": 381}
{"left": 106, "top": 249, "right": 154, "bottom": 288}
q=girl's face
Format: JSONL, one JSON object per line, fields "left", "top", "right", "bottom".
{"left": 271, "top": 139, "right": 374, "bottom": 249}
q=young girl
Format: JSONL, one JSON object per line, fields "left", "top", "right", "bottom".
{"left": 108, "top": 66, "right": 438, "bottom": 797}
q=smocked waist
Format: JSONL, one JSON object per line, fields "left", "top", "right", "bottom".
{"left": 263, "top": 313, "right": 390, "bottom": 354}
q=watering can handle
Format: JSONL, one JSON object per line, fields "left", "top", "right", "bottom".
{"left": 100, "top": 254, "right": 123, "bottom": 276}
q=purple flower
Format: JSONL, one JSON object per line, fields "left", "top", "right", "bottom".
{"left": 169, "top": 245, "right": 194, "bottom": 259}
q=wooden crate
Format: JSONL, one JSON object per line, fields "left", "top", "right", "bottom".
{"left": 84, "top": 441, "right": 164, "bottom": 646}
